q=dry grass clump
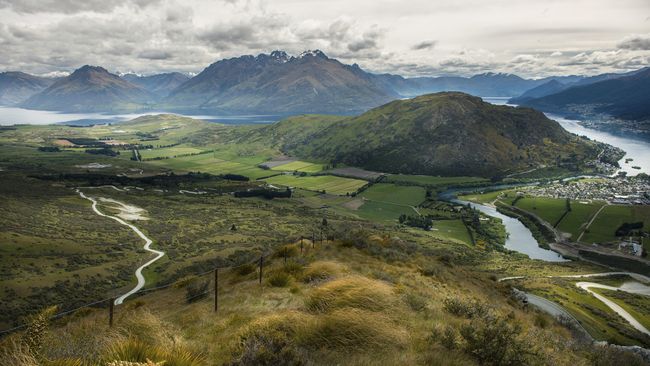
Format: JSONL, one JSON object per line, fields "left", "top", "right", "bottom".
{"left": 301, "top": 261, "right": 346, "bottom": 283}
{"left": 267, "top": 271, "right": 292, "bottom": 287}
{"left": 103, "top": 338, "right": 202, "bottom": 366}
{"left": 303, "top": 309, "right": 408, "bottom": 350}
{"left": 305, "top": 276, "right": 395, "bottom": 313}
{"left": 229, "top": 306, "right": 408, "bottom": 365}
{"left": 273, "top": 244, "right": 299, "bottom": 259}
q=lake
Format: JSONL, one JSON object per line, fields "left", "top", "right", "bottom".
{"left": 0, "top": 106, "right": 281, "bottom": 126}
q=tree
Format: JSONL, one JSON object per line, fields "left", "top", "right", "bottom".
{"left": 231, "top": 224, "right": 237, "bottom": 231}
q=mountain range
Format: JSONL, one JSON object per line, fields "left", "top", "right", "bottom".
{"left": 20, "top": 66, "right": 157, "bottom": 112}
{"left": 244, "top": 92, "right": 601, "bottom": 177}
{"left": 2, "top": 50, "right": 647, "bottom": 120}
{"left": 513, "top": 68, "right": 650, "bottom": 122}
{"left": 0, "top": 71, "right": 57, "bottom": 105}
{"left": 122, "top": 72, "right": 190, "bottom": 98}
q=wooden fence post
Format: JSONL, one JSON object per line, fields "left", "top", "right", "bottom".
{"left": 312, "top": 232, "right": 315, "bottom": 248}
{"left": 109, "top": 298, "right": 114, "bottom": 327}
{"left": 214, "top": 268, "right": 219, "bottom": 313}
{"left": 259, "top": 256, "right": 264, "bottom": 285}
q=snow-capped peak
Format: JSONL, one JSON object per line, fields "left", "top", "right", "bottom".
{"left": 299, "top": 50, "right": 328, "bottom": 59}
{"left": 269, "top": 50, "right": 290, "bottom": 62}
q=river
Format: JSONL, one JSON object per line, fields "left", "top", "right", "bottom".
{"left": 439, "top": 186, "right": 568, "bottom": 261}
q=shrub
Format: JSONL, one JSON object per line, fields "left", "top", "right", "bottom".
{"left": 431, "top": 325, "right": 459, "bottom": 350}
{"left": 173, "top": 275, "right": 199, "bottom": 289}
{"left": 305, "top": 276, "right": 394, "bottom": 313}
{"left": 282, "top": 262, "right": 304, "bottom": 276}
{"left": 418, "top": 265, "right": 440, "bottom": 278}
{"left": 22, "top": 305, "right": 58, "bottom": 359}
{"left": 185, "top": 280, "right": 209, "bottom": 303}
{"left": 274, "top": 245, "right": 299, "bottom": 259}
{"left": 404, "top": 292, "right": 427, "bottom": 312}
{"left": 459, "top": 315, "right": 536, "bottom": 366}
{"left": 267, "top": 272, "right": 291, "bottom": 287}
{"left": 229, "top": 312, "right": 306, "bottom": 366}
{"left": 589, "top": 345, "right": 647, "bottom": 366}
{"left": 236, "top": 263, "right": 256, "bottom": 276}
{"left": 443, "top": 297, "right": 491, "bottom": 319}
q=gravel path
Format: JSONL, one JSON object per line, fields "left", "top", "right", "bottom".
{"left": 77, "top": 189, "right": 164, "bottom": 305}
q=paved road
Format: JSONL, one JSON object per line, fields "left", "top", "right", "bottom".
{"left": 77, "top": 189, "right": 165, "bottom": 305}
{"left": 576, "top": 281, "right": 650, "bottom": 336}
{"left": 501, "top": 272, "right": 650, "bottom": 337}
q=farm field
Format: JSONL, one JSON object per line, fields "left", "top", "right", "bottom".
{"left": 270, "top": 160, "right": 323, "bottom": 173}
{"left": 457, "top": 188, "right": 518, "bottom": 204}
{"left": 557, "top": 201, "right": 606, "bottom": 239}
{"left": 581, "top": 204, "right": 650, "bottom": 245}
{"left": 429, "top": 219, "right": 473, "bottom": 245}
{"left": 140, "top": 146, "right": 206, "bottom": 160}
{"left": 354, "top": 200, "right": 416, "bottom": 222}
{"left": 263, "top": 174, "right": 368, "bottom": 195}
{"left": 147, "top": 152, "right": 273, "bottom": 179}
{"left": 360, "top": 183, "right": 426, "bottom": 206}
{"left": 386, "top": 174, "right": 488, "bottom": 187}
{"left": 513, "top": 197, "right": 568, "bottom": 226}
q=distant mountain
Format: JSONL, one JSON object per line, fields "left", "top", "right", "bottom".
{"left": 509, "top": 79, "right": 569, "bottom": 104}
{"left": 165, "top": 50, "right": 398, "bottom": 114}
{"left": 122, "top": 72, "right": 190, "bottom": 97}
{"left": 21, "top": 66, "right": 156, "bottom": 112}
{"left": 372, "top": 72, "right": 551, "bottom": 98}
{"left": 510, "top": 68, "right": 647, "bottom": 103}
{"left": 517, "top": 68, "right": 650, "bottom": 121}
{"left": 0, "top": 72, "right": 56, "bottom": 105}
{"left": 250, "top": 92, "right": 599, "bottom": 177}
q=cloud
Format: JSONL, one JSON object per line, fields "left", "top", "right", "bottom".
{"left": 0, "top": 0, "right": 647, "bottom": 78}
{"left": 411, "top": 40, "right": 436, "bottom": 50}
{"left": 138, "top": 50, "right": 173, "bottom": 60}
{"left": 617, "top": 33, "right": 650, "bottom": 50}
{"left": 0, "top": 0, "right": 161, "bottom": 14}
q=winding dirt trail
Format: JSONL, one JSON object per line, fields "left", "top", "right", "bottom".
{"left": 77, "top": 189, "right": 164, "bottom": 305}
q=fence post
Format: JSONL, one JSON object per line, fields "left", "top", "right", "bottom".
{"left": 259, "top": 256, "right": 264, "bottom": 285}
{"left": 214, "top": 268, "right": 219, "bottom": 313}
{"left": 312, "top": 232, "right": 315, "bottom": 248}
{"left": 109, "top": 298, "right": 114, "bottom": 327}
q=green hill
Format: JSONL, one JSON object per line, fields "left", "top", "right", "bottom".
{"left": 252, "top": 92, "right": 601, "bottom": 177}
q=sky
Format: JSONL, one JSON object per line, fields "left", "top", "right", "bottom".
{"left": 0, "top": 0, "right": 649, "bottom": 78}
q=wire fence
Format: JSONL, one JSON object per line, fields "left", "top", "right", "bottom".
{"left": 0, "top": 234, "right": 325, "bottom": 337}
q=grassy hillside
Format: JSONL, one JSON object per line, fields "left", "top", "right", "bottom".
{"left": 2, "top": 230, "right": 640, "bottom": 366}
{"left": 249, "top": 93, "right": 603, "bottom": 177}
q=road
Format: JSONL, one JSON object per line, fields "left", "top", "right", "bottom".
{"left": 77, "top": 189, "right": 165, "bottom": 305}
{"left": 501, "top": 272, "right": 650, "bottom": 337}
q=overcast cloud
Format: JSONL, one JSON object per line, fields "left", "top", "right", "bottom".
{"left": 0, "top": 0, "right": 648, "bottom": 77}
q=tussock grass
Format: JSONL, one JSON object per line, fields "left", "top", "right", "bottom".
{"left": 305, "top": 276, "right": 396, "bottom": 313}
{"left": 103, "top": 338, "right": 203, "bottom": 366}
{"left": 303, "top": 309, "right": 408, "bottom": 349}
{"left": 301, "top": 261, "right": 346, "bottom": 283}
